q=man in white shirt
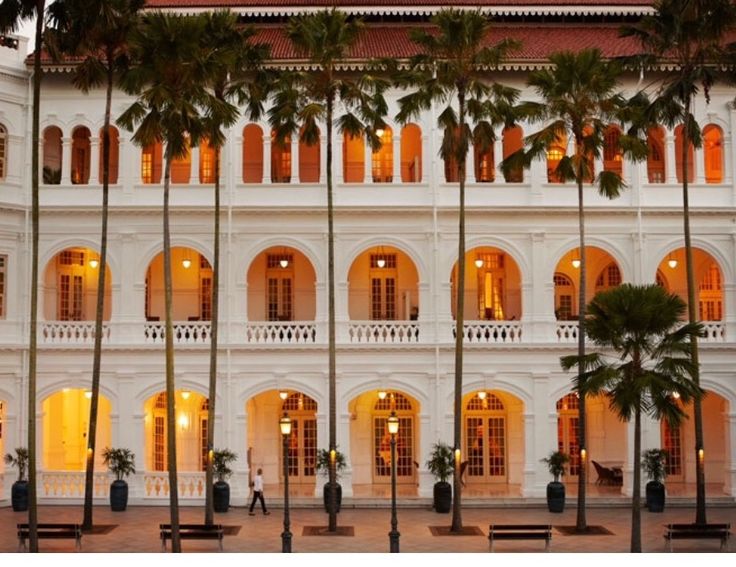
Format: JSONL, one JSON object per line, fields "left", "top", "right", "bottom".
{"left": 249, "top": 468, "right": 270, "bottom": 515}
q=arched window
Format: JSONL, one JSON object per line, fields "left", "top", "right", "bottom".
{"left": 554, "top": 272, "right": 575, "bottom": 320}
{"left": 271, "top": 130, "right": 291, "bottom": 183}
{"left": 43, "top": 126, "right": 63, "bottom": 184}
{"left": 595, "top": 262, "right": 621, "bottom": 292}
{"left": 703, "top": 124, "right": 723, "bottom": 184}
{"left": 547, "top": 133, "right": 566, "bottom": 183}
{"left": 299, "top": 126, "right": 320, "bottom": 183}
{"left": 98, "top": 126, "right": 119, "bottom": 184}
{"left": 0, "top": 123, "right": 7, "bottom": 180}
{"left": 647, "top": 126, "right": 665, "bottom": 183}
{"left": 556, "top": 393, "right": 580, "bottom": 475}
{"left": 576, "top": 126, "right": 595, "bottom": 183}
{"left": 401, "top": 124, "right": 422, "bottom": 182}
{"left": 171, "top": 138, "right": 191, "bottom": 184}
{"left": 242, "top": 124, "right": 263, "bottom": 183}
{"left": 675, "top": 124, "right": 694, "bottom": 183}
{"left": 281, "top": 392, "right": 317, "bottom": 481}
{"left": 343, "top": 131, "right": 364, "bottom": 182}
{"left": 141, "top": 141, "right": 162, "bottom": 184}
{"left": 373, "top": 392, "right": 415, "bottom": 481}
{"left": 71, "top": 126, "right": 91, "bottom": 184}
{"left": 603, "top": 125, "right": 623, "bottom": 177}
{"left": 502, "top": 126, "right": 523, "bottom": 183}
{"left": 698, "top": 261, "right": 722, "bottom": 321}
{"left": 474, "top": 123, "right": 495, "bottom": 183}
{"left": 199, "top": 137, "right": 216, "bottom": 184}
{"left": 372, "top": 126, "right": 393, "bottom": 183}
{"left": 465, "top": 392, "right": 506, "bottom": 482}
{"left": 656, "top": 269, "right": 669, "bottom": 290}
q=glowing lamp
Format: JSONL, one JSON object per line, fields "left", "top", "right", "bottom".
{"left": 478, "top": 391, "right": 487, "bottom": 400}
{"left": 181, "top": 390, "right": 191, "bottom": 400}
{"left": 376, "top": 128, "right": 385, "bottom": 138}
{"left": 279, "top": 390, "right": 289, "bottom": 400}
{"left": 671, "top": 391, "right": 681, "bottom": 400}
{"left": 279, "top": 412, "right": 292, "bottom": 436}
{"left": 378, "top": 390, "right": 387, "bottom": 400}
{"left": 280, "top": 257, "right": 289, "bottom": 268}
{"left": 178, "top": 413, "right": 189, "bottom": 430}
{"left": 698, "top": 448, "right": 704, "bottom": 464}
{"left": 580, "top": 448, "right": 587, "bottom": 462}
{"left": 84, "top": 390, "right": 92, "bottom": 399}
{"left": 89, "top": 258, "right": 99, "bottom": 269}
{"left": 387, "top": 411, "right": 400, "bottom": 435}
{"left": 572, "top": 258, "right": 581, "bottom": 269}
{"left": 377, "top": 257, "right": 386, "bottom": 268}
{"left": 475, "top": 258, "right": 484, "bottom": 269}
{"left": 668, "top": 254, "right": 678, "bottom": 269}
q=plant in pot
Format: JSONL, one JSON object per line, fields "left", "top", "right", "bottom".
{"left": 642, "top": 448, "right": 667, "bottom": 513}
{"left": 426, "top": 442, "right": 454, "bottom": 513}
{"left": 102, "top": 447, "right": 135, "bottom": 511}
{"left": 316, "top": 448, "right": 347, "bottom": 513}
{"left": 4, "top": 447, "right": 29, "bottom": 511}
{"left": 212, "top": 448, "right": 237, "bottom": 513}
{"left": 541, "top": 450, "right": 569, "bottom": 513}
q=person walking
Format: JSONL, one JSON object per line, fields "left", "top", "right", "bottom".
{"left": 249, "top": 468, "right": 270, "bottom": 515}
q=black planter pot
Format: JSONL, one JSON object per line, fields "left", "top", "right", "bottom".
{"left": 109, "top": 479, "right": 129, "bottom": 512}
{"left": 646, "top": 481, "right": 665, "bottom": 513}
{"left": 213, "top": 481, "right": 230, "bottom": 513}
{"left": 322, "top": 482, "right": 342, "bottom": 513}
{"left": 546, "top": 481, "right": 565, "bottom": 513}
{"left": 433, "top": 481, "right": 452, "bottom": 513}
{"left": 11, "top": 480, "right": 29, "bottom": 512}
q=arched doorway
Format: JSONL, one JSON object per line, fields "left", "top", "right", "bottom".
{"left": 556, "top": 393, "right": 580, "bottom": 477}
{"left": 463, "top": 392, "right": 509, "bottom": 484}
{"left": 281, "top": 391, "right": 317, "bottom": 484}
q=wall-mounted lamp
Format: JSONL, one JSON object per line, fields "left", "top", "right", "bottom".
{"left": 84, "top": 390, "right": 92, "bottom": 400}
{"left": 571, "top": 257, "right": 581, "bottom": 269}
{"left": 181, "top": 390, "right": 191, "bottom": 400}
{"left": 182, "top": 248, "right": 192, "bottom": 269}
{"left": 89, "top": 258, "right": 99, "bottom": 269}
{"left": 279, "top": 390, "right": 289, "bottom": 401}
{"left": 378, "top": 390, "right": 387, "bottom": 400}
{"left": 178, "top": 413, "right": 190, "bottom": 431}
{"left": 376, "top": 128, "right": 385, "bottom": 138}
{"left": 478, "top": 391, "right": 487, "bottom": 400}
{"left": 668, "top": 253, "right": 678, "bottom": 269}
{"left": 475, "top": 257, "right": 484, "bottom": 269}
{"left": 280, "top": 248, "right": 290, "bottom": 268}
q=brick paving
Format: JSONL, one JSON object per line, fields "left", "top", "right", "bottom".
{"left": 1, "top": 503, "right": 735, "bottom": 554}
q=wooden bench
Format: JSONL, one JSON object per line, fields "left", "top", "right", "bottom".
{"left": 160, "top": 523, "right": 224, "bottom": 551}
{"left": 664, "top": 523, "right": 731, "bottom": 552}
{"left": 488, "top": 524, "right": 552, "bottom": 552}
{"left": 17, "top": 523, "right": 82, "bottom": 551}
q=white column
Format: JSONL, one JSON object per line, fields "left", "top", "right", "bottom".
{"left": 190, "top": 144, "right": 200, "bottom": 185}
{"left": 263, "top": 134, "right": 272, "bottom": 184}
{"left": 320, "top": 133, "right": 328, "bottom": 184}
{"left": 466, "top": 145, "right": 475, "bottom": 184}
{"left": 333, "top": 133, "right": 342, "bottom": 184}
{"left": 120, "top": 136, "right": 138, "bottom": 192}
{"left": 89, "top": 137, "right": 100, "bottom": 185}
{"left": 291, "top": 136, "right": 299, "bottom": 183}
{"left": 234, "top": 135, "right": 243, "bottom": 185}
{"left": 666, "top": 131, "right": 677, "bottom": 184}
{"left": 724, "top": 411, "right": 736, "bottom": 496}
{"left": 696, "top": 146, "right": 706, "bottom": 184}
{"left": 392, "top": 131, "right": 402, "bottom": 183}
{"left": 61, "top": 137, "right": 73, "bottom": 184}
{"left": 494, "top": 137, "right": 503, "bottom": 183}
{"left": 364, "top": 137, "right": 373, "bottom": 184}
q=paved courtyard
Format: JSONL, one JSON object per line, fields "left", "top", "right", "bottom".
{"left": 1, "top": 503, "right": 734, "bottom": 554}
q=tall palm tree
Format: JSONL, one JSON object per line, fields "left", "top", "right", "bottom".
{"left": 564, "top": 284, "right": 702, "bottom": 551}
{"left": 0, "top": 0, "right": 49, "bottom": 552}
{"left": 504, "top": 48, "right": 646, "bottom": 532}
{"left": 200, "top": 9, "right": 267, "bottom": 525}
{"left": 394, "top": 8, "right": 518, "bottom": 532}
{"left": 118, "top": 12, "right": 213, "bottom": 552}
{"left": 268, "top": 8, "right": 388, "bottom": 532}
{"left": 47, "top": 0, "right": 144, "bottom": 532}
{"left": 621, "top": 0, "right": 736, "bottom": 525}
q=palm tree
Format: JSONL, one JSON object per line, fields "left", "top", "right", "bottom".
{"left": 394, "top": 7, "right": 518, "bottom": 532}
{"left": 200, "top": 9, "right": 267, "bottom": 525}
{"left": 118, "top": 12, "right": 213, "bottom": 552}
{"left": 504, "top": 48, "right": 646, "bottom": 532}
{"left": 621, "top": 0, "right": 736, "bottom": 525}
{"left": 268, "top": 8, "right": 388, "bottom": 532}
{"left": 564, "top": 284, "right": 702, "bottom": 551}
{"left": 47, "top": 0, "right": 144, "bottom": 532}
{"left": 0, "top": 0, "right": 49, "bottom": 552}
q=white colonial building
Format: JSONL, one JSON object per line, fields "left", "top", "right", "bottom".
{"left": 0, "top": 1, "right": 734, "bottom": 506}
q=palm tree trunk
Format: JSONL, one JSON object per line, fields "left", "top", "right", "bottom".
{"left": 631, "top": 404, "right": 642, "bottom": 552}
{"left": 326, "top": 90, "right": 338, "bottom": 532}
{"left": 451, "top": 88, "right": 466, "bottom": 533}
{"left": 681, "top": 96, "right": 706, "bottom": 525}
{"left": 83, "top": 60, "right": 114, "bottom": 532}
{"left": 163, "top": 150, "right": 181, "bottom": 552}
{"left": 575, "top": 167, "right": 588, "bottom": 533}
{"left": 204, "top": 145, "right": 221, "bottom": 526}
{"left": 27, "top": 1, "right": 46, "bottom": 553}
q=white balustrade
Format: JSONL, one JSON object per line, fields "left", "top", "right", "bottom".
{"left": 348, "top": 321, "right": 420, "bottom": 343}
{"left": 701, "top": 322, "right": 725, "bottom": 342}
{"left": 40, "top": 321, "right": 110, "bottom": 344}
{"left": 459, "top": 321, "right": 523, "bottom": 344}
{"left": 555, "top": 322, "right": 579, "bottom": 343}
{"left": 39, "top": 471, "right": 110, "bottom": 498}
{"left": 245, "top": 321, "right": 317, "bottom": 344}
{"left": 144, "top": 472, "right": 205, "bottom": 499}
{"left": 143, "top": 321, "right": 211, "bottom": 344}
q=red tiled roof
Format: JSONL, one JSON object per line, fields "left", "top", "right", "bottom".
{"left": 145, "top": 1, "right": 653, "bottom": 7}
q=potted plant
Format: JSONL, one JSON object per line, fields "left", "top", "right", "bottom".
{"left": 4, "top": 448, "right": 29, "bottom": 511}
{"left": 316, "top": 448, "right": 346, "bottom": 513}
{"left": 426, "top": 442, "right": 454, "bottom": 513}
{"left": 541, "top": 450, "right": 569, "bottom": 513}
{"left": 642, "top": 448, "right": 667, "bottom": 513}
{"left": 102, "top": 447, "right": 135, "bottom": 511}
{"left": 212, "top": 448, "right": 237, "bottom": 513}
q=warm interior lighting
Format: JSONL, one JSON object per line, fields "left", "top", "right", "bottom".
{"left": 89, "top": 258, "right": 99, "bottom": 269}
{"left": 668, "top": 253, "right": 678, "bottom": 269}
{"left": 671, "top": 391, "right": 681, "bottom": 400}
{"left": 279, "top": 390, "right": 289, "bottom": 400}
{"left": 279, "top": 412, "right": 292, "bottom": 436}
{"left": 387, "top": 411, "right": 400, "bottom": 435}
{"left": 182, "top": 249, "right": 192, "bottom": 269}
{"left": 475, "top": 257, "right": 484, "bottom": 269}
{"left": 571, "top": 257, "right": 581, "bottom": 269}
{"left": 478, "top": 391, "right": 487, "bottom": 400}
{"left": 181, "top": 390, "right": 191, "bottom": 400}
{"left": 178, "top": 413, "right": 189, "bottom": 430}
{"left": 378, "top": 390, "right": 387, "bottom": 400}
{"left": 376, "top": 128, "right": 385, "bottom": 138}
{"left": 279, "top": 257, "right": 289, "bottom": 268}
{"left": 84, "top": 390, "right": 92, "bottom": 400}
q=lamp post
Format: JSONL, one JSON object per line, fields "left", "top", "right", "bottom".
{"left": 279, "top": 412, "right": 292, "bottom": 553}
{"left": 387, "top": 411, "right": 400, "bottom": 553}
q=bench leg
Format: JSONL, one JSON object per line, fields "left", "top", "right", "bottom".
{"left": 489, "top": 536, "right": 494, "bottom": 553}
{"left": 545, "top": 538, "right": 550, "bottom": 552}
{"left": 76, "top": 536, "right": 82, "bottom": 551}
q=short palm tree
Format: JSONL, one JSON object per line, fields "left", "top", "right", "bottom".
{"left": 268, "top": 8, "right": 388, "bottom": 532}
{"left": 621, "top": 0, "right": 736, "bottom": 525}
{"left": 118, "top": 12, "right": 213, "bottom": 552}
{"left": 505, "top": 48, "right": 646, "bottom": 532}
{"left": 200, "top": 9, "right": 267, "bottom": 525}
{"left": 0, "top": 0, "right": 50, "bottom": 552}
{"left": 394, "top": 7, "right": 519, "bottom": 532}
{"left": 564, "top": 283, "right": 702, "bottom": 552}
{"left": 47, "top": 0, "right": 144, "bottom": 532}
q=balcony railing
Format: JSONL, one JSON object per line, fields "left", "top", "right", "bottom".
{"left": 555, "top": 322, "right": 579, "bottom": 343}
{"left": 348, "top": 321, "right": 420, "bottom": 343}
{"left": 459, "top": 321, "right": 523, "bottom": 344}
{"left": 40, "top": 321, "right": 110, "bottom": 344}
{"left": 245, "top": 321, "right": 317, "bottom": 344}
{"left": 143, "top": 321, "right": 211, "bottom": 344}
{"left": 144, "top": 472, "right": 205, "bottom": 499}
{"left": 39, "top": 471, "right": 110, "bottom": 498}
